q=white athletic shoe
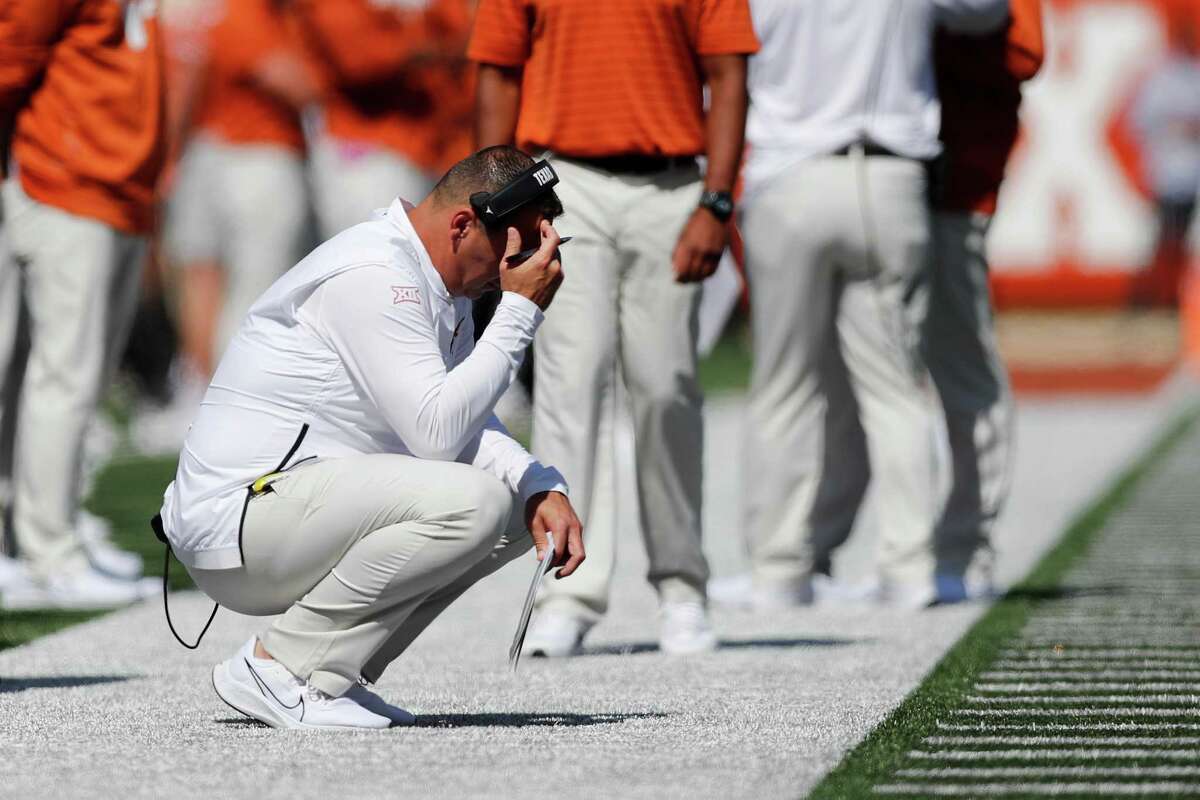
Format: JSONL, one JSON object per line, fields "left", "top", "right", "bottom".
{"left": 659, "top": 600, "right": 718, "bottom": 655}
{"left": 0, "top": 553, "right": 28, "bottom": 592}
{"left": 812, "top": 573, "right": 880, "bottom": 606}
{"left": 347, "top": 679, "right": 416, "bottom": 727}
{"left": 933, "top": 573, "right": 997, "bottom": 604}
{"left": 212, "top": 638, "right": 391, "bottom": 730}
{"left": 707, "top": 572, "right": 813, "bottom": 611}
{"left": 77, "top": 511, "right": 144, "bottom": 581}
{"left": 877, "top": 579, "right": 937, "bottom": 610}
{"left": 522, "top": 611, "right": 592, "bottom": 658}
{"left": 1, "top": 564, "right": 160, "bottom": 610}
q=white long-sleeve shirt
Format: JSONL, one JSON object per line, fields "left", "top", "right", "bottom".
{"left": 743, "top": 0, "right": 1009, "bottom": 196}
{"left": 159, "top": 198, "right": 566, "bottom": 570}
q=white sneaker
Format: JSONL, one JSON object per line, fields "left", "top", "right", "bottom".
{"left": 522, "top": 611, "right": 592, "bottom": 658}
{"left": 77, "top": 511, "right": 144, "bottom": 581}
{"left": 346, "top": 679, "right": 416, "bottom": 727}
{"left": 707, "top": 572, "right": 812, "bottom": 611}
{"left": 211, "top": 638, "right": 391, "bottom": 730}
{"left": 1, "top": 564, "right": 160, "bottom": 610}
{"left": 813, "top": 573, "right": 881, "bottom": 606}
{"left": 659, "top": 600, "right": 718, "bottom": 655}
{"left": 0, "top": 553, "right": 28, "bottom": 591}
{"left": 877, "top": 579, "right": 937, "bottom": 610}
{"left": 934, "top": 573, "right": 997, "bottom": 604}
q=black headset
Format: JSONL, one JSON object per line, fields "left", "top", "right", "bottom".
{"left": 469, "top": 160, "right": 560, "bottom": 226}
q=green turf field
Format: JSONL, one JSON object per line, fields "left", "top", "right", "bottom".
{"left": 809, "top": 406, "right": 1200, "bottom": 799}
{"left": 0, "top": 456, "right": 180, "bottom": 652}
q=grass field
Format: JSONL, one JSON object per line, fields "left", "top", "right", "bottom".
{"left": 808, "top": 406, "right": 1200, "bottom": 799}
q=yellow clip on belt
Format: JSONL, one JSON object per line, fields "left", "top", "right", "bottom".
{"left": 251, "top": 472, "right": 285, "bottom": 495}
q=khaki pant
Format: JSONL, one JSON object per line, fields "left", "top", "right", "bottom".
{"left": 531, "top": 157, "right": 708, "bottom": 622}
{"left": 740, "top": 150, "right": 940, "bottom": 594}
{"left": 189, "top": 454, "right": 531, "bottom": 697}
{"left": 924, "top": 211, "right": 1014, "bottom": 577}
{"left": 309, "top": 137, "right": 432, "bottom": 239}
{"left": 1, "top": 179, "right": 144, "bottom": 579}
{"left": 163, "top": 137, "right": 310, "bottom": 353}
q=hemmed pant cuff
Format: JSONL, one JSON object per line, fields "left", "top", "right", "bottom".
{"left": 536, "top": 594, "right": 604, "bottom": 625}
{"left": 307, "top": 669, "right": 354, "bottom": 698}
{"left": 653, "top": 575, "right": 706, "bottom": 605}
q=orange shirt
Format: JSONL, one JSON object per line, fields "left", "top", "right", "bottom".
{"left": 0, "top": 0, "right": 166, "bottom": 234}
{"left": 935, "top": 0, "right": 1045, "bottom": 215}
{"left": 190, "top": 0, "right": 308, "bottom": 153}
{"left": 295, "top": 0, "right": 470, "bottom": 171}
{"left": 468, "top": 0, "right": 759, "bottom": 158}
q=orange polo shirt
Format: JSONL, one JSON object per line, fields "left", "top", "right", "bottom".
{"left": 935, "top": 0, "right": 1045, "bottom": 215}
{"left": 0, "top": 0, "right": 166, "bottom": 234}
{"left": 295, "top": 0, "right": 470, "bottom": 172}
{"left": 190, "top": 0, "right": 308, "bottom": 153}
{"left": 468, "top": 0, "right": 759, "bottom": 158}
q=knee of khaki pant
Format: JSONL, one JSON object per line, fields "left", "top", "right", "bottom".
{"left": 459, "top": 470, "right": 514, "bottom": 554}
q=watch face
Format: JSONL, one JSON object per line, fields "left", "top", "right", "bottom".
{"left": 702, "top": 192, "right": 734, "bottom": 220}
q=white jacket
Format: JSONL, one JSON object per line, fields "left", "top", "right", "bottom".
{"left": 160, "top": 199, "right": 566, "bottom": 570}
{"left": 743, "top": 0, "right": 1009, "bottom": 195}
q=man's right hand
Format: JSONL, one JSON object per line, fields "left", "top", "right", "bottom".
{"left": 499, "top": 221, "right": 563, "bottom": 310}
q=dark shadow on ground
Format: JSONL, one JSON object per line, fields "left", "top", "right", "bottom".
{"left": 578, "top": 637, "right": 861, "bottom": 657}
{"left": 215, "top": 716, "right": 268, "bottom": 728}
{"left": 1000, "top": 584, "right": 1128, "bottom": 602}
{"left": 0, "top": 674, "right": 135, "bottom": 693}
{"left": 415, "top": 711, "right": 666, "bottom": 728}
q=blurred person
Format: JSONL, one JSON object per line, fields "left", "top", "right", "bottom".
{"left": 0, "top": 0, "right": 166, "bottom": 607}
{"left": 471, "top": 0, "right": 759, "bottom": 657}
{"left": 711, "top": 0, "right": 1009, "bottom": 613}
{"left": 1130, "top": 12, "right": 1200, "bottom": 307}
{"left": 294, "top": 0, "right": 471, "bottom": 239}
{"left": 157, "top": 147, "right": 584, "bottom": 730}
{"left": 925, "top": 0, "right": 1044, "bottom": 602}
{"left": 135, "top": 0, "right": 321, "bottom": 455}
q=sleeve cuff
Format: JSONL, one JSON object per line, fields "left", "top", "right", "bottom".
{"left": 518, "top": 465, "right": 569, "bottom": 503}
{"left": 498, "top": 291, "right": 544, "bottom": 327}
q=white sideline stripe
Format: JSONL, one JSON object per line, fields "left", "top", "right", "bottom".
{"left": 984, "top": 662, "right": 1200, "bottom": 671}
{"left": 1020, "top": 639, "right": 1200, "bottom": 646}
{"left": 952, "top": 708, "right": 1200, "bottom": 717}
{"left": 895, "top": 767, "right": 1200, "bottom": 778}
{"left": 923, "top": 736, "right": 1200, "bottom": 746}
{"left": 974, "top": 682, "right": 1200, "bottom": 692}
{"left": 1000, "top": 649, "right": 1200, "bottom": 658}
{"left": 985, "top": 669, "right": 1200, "bottom": 678}
{"left": 906, "top": 748, "right": 1200, "bottom": 761}
{"left": 938, "top": 722, "right": 1200, "bottom": 732}
{"left": 965, "top": 694, "right": 1200, "bottom": 705}
{"left": 873, "top": 781, "right": 1200, "bottom": 795}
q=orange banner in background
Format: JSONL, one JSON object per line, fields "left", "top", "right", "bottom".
{"left": 991, "top": 0, "right": 1199, "bottom": 308}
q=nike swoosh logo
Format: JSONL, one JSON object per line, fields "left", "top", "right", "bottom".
{"left": 245, "top": 658, "right": 305, "bottom": 723}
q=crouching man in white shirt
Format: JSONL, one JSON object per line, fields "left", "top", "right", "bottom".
{"left": 156, "top": 146, "right": 584, "bottom": 730}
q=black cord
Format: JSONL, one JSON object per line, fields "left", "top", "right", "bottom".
{"left": 162, "top": 543, "right": 218, "bottom": 650}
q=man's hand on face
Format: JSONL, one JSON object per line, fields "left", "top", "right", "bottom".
{"left": 672, "top": 208, "right": 729, "bottom": 284}
{"left": 499, "top": 221, "right": 563, "bottom": 310}
{"left": 524, "top": 490, "right": 585, "bottom": 579}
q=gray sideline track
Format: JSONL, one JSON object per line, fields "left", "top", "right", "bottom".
{"left": 1, "top": 376, "right": 1194, "bottom": 799}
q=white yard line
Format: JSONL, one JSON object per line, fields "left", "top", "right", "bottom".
{"left": 905, "top": 748, "right": 1200, "bottom": 761}
{"left": 937, "top": 722, "right": 1200, "bottom": 732}
{"left": 951, "top": 708, "right": 1200, "bottom": 717}
{"left": 973, "top": 682, "right": 1200, "bottom": 692}
{"left": 922, "top": 736, "right": 1200, "bottom": 746}
{"left": 895, "top": 767, "right": 1200, "bottom": 778}
{"left": 873, "top": 781, "right": 1200, "bottom": 796}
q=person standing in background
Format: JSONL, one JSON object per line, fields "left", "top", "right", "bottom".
{"left": 925, "top": 0, "right": 1044, "bottom": 602}
{"left": 0, "top": 0, "right": 166, "bottom": 608}
{"left": 712, "top": 0, "right": 1008, "bottom": 613}
{"left": 1130, "top": 11, "right": 1200, "bottom": 308}
{"left": 139, "top": 0, "right": 321, "bottom": 456}
{"left": 470, "top": 0, "right": 759, "bottom": 657}
{"left": 295, "top": 0, "right": 472, "bottom": 239}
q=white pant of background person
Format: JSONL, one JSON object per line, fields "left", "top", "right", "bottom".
{"left": 923, "top": 211, "right": 1014, "bottom": 584}
{"left": 309, "top": 136, "right": 432, "bottom": 239}
{"left": 164, "top": 136, "right": 309, "bottom": 354}
{"left": 740, "top": 149, "right": 940, "bottom": 603}
{"left": 1, "top": 179, "right": 144, "bottom": 580}
{"left": 189, "top": 454, "right": 532, "bottom": 696}
{"left": 0, "top": 222, "right": 23, "bottom": 532}
{"left": 531, "top": 158, "right": 708, "bottom": 623}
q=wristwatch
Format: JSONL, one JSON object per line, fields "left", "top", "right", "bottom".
{"left": 698, "top": 190, "right": 735, "bottom": 222}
